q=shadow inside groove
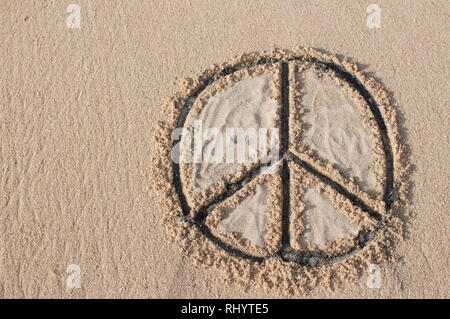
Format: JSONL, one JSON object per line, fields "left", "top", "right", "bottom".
{"left": 280, "top": 62, "right": 292, "bottom": 250}
{"left": 280, "top": 61, "right": 290, "bottom": 157}
{"left": 281, "top": 159, "right": 291, "bottom": 249}
{"left": 170, "top": 53, "right": 395, "bottom": 266}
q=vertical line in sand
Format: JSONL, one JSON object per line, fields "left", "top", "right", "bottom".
{"left": 280, "top": 61, "right": 291, "bottom": 249}
{"left": 281, "top": 159, "right": 291, "bottom": 248}
{"left": 280, "top": 61, "right": 290, "bottom": 155}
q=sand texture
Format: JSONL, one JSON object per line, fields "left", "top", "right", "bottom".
{"left": 218, "top": 184, "right": 268, "bottom": 248}
{"left": 0, "top": 1, "right": 448, "bottom": 298}
{"left": 300, "top": 69, "right": 377, "bottom": 194}
{"left": 300, "top": 187, "right": 360, "bottom": 247}
{"left": 206, "top": 172, "right": 282, "bottom": 257}
{"left": 150, "top": 47, "right": 409, "bottom": 294}
{"left": 180, "top": 65, "right": 281, "bottom": 209}
{"left": 288, "top": 161, "right": 377, "bottom": 255}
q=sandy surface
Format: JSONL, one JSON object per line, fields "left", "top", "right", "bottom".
{"left": 218, "top": 184, "right": 268, "bottom": 249}
{"left": 0, "top": 1, "right": 448, "bottom": 298}
{"left": 300, "top": 69, "right": 377, "bottom": 193}
{"left": 183, "top": 74, "right": 279, "bottom": 191}
{"left": 300, "top": 187, "right": 360, "bottom": 247}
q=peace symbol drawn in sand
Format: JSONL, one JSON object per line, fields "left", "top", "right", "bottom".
{"left": 150, "top": 48, "right": 409, "bottom": 293}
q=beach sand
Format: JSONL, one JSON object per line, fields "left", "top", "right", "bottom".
{"left": 299, "top": 69, "right": 378, "bottom": 194}
{"left": 300, "top": 187, "right": 360, "bottom": 248}
{"left": 0, "top": 1, "right": 448, "bottom": 298}
{"left": 218, "top": 184, "right": 268, "bottom": 249}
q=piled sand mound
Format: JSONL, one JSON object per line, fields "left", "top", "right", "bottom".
{"left": 149, "top": 48, "right": 410, "bottom": 294}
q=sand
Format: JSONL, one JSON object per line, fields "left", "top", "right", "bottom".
{"left": 151, "top": 47, "right": 408, "bottom": 294}
{"left": 182, "top": 73, "right": 280, "bottom": 192}
{"left": 178, "top": 64, "right": 281, "bottom": 209}
{"left": 300, "top": 69, "right": 377, "bottom": 194}
{"left": 288, "top": 160, "right": 376, "bottom": 255}
{"left": 218, "top": 184, "right": 268, "bottom": 248}
{"left": 300, "top": 187, "right": 360, "bottom": 247}
{"left": 196, "top": 60, "right": 377, "bottom": 261}
{"left": 205, "top": 172, "right": 283, "bottom": 258}
{"left": 0, "top": 1, "right": 448, "bottom": 298}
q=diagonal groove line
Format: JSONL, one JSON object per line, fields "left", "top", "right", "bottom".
{"left": 194, "top": 162, "right": 273, "bottom": 222}
{"left": 289, "top": 152, "right": 382, "bottom": 221}
{"left": 189, "top": 161, "right": 279, "bottom": 263}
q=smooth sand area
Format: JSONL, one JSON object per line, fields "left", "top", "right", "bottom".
{"left": 300, "top": 187, "right": 360, "bottom": 247}
{"left": 218, "top": 184, "right": 268, "bottom": 248}
{"left": 183, "top": 75, "right": 280, "bottom": 191}
{"left": 300, "top": 70, "right": 377, "bottom": 193}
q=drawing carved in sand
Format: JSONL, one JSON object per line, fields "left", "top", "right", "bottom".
{"left": 150, "top": 48, "right": 410, "bottom": 294}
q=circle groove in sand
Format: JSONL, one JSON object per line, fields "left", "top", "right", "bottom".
{"left": 174, "top": 59, "right": 390, "bottom": 265}
{"left": 150, "top": 48, "right": 409, "bottom": 293}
